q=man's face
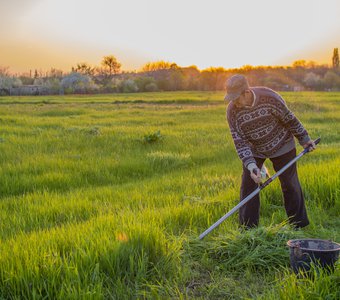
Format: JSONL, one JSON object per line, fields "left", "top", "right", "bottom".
{"left": 233, "top": 90, "right": 249, "bottom": 108}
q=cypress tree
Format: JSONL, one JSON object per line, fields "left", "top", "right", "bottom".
{"left": 332, "top": 48, "right": 339, "bottom": 68}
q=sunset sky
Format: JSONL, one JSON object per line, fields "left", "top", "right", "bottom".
{"left": 1, "top": 0, "right": 339, "bottom": 73}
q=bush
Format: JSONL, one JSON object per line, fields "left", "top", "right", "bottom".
{"left": 143, "top": 130, "right": 162, "bottom": 144}
{"left": 134, "top": 77, "right": 158, "bottom": 92}
{"left": 44, "top": 78, "right": 61, "bottom": 94}
{"left": 0, "top": 75, "right": 22, "bottom": 89}
{"left": 145, "top": 82, "right": 158, "bottom": 92}
{"left": 61, "top": 72, "right": 98, "bottom": 94}
{"left": 121, "top": 79, "right": 138, "bottom": 93}
{"left": 304, "top": 72, "right": 322, "bottom": 90}
{"left": 323, "top": 71, "right": 340, "bottom": 90}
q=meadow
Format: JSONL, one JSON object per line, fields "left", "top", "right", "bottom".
{"left": 0, "top": 91, "right": 339, "bottom": 299}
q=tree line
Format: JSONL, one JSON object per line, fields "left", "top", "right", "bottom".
{"left": 0, "top": 49, "right": 339, "bottom": 96}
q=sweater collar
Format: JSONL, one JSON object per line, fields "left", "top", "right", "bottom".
{"left": 250, "top": 89, "right": 256, "bottom": 107}
{"left": 242, "top": 89, "right": 256, "bottom": 109}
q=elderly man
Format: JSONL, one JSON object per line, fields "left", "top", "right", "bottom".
{"left": 225, "top": 74, "right": 315, "bottom": 229}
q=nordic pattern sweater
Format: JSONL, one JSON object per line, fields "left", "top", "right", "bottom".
{"left": 226, "top": 87, "right": 310, "bottom": 168}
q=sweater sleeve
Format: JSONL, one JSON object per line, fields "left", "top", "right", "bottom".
{"left": 227, "top": 111, "right": 256, "bottom": 168}
{"left": 271, "top": 95, "right": 310, "bottom": 146}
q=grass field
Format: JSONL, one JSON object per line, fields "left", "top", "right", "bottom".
{"left": 0, "top": 91, "right": 339, "bottom": 299}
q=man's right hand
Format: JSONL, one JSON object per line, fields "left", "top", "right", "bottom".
{"left": 247, "top": 163, "right": 262, "bottom": 184}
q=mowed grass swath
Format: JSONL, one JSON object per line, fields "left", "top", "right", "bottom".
{"left": 0, "top": 92, "right": 339, "bottom": 299}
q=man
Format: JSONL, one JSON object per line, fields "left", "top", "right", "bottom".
{"left": 225, "top": 74, "right": 315, "bottom": 229}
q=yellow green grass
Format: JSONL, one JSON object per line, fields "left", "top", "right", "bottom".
{"left": 0, "top": 92, "right": 339, "bottom": 299}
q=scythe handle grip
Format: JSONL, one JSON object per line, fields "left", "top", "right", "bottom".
{"left": 303, "top": 137, "right": 321, "bottom": 154}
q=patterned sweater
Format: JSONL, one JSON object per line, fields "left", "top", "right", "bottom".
{"left": 227, "top": 87, "right": 310, "bottom": 168}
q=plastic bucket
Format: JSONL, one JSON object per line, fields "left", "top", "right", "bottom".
{"left": 287, "top": 239, "right": 340, "bottom": 273}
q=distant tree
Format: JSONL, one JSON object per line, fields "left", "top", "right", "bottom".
{"left": 182, "top": 66, "right": 200, "bottom": 90}
{"left": 19, "top": 75, "right": 34, "bottom": 85}
{"left": 144, "top": 82, "right": 158, "bottom": 92}
{"left": 33, "top": 78, "right": 44, "bottom": 85}
{"left": 323, "top": 71, "right": 340, "bottom": 90}
{"left": 142, "top": 61, "right": 176, "bottom": 72}
{"left": 0, "top": 66, "right": 10, "bottom": 76}
{"left": 121, "top": 79, "right": 138, "bottom": 93}
{"left": 332, "top": 48, "right": 339, "bottom": 68}
{"left": 49, "top": 68, "right": 63, "bottom": 78}
{"left": 61, "top": 72, "right": 98, "bottom": 94}
{"left": 44, "top": 78, "right": 61, "bottom": 94}
{"left": 101, "top": 55, "right": 121, "bottom": 77}
{"left": 304, "top": 72, "right": 321, "bottom": 90}
{"left": 74, "top": 62, "right": 95, "bottom": 76}
{"left": 134, "top": 76, "right": 158, "bottom": 92}
{"left": 292, "top": 60, "right": 307, "bottom": 68}
{"left": 200, "top": 67, "right": 227, "bottom": 90}
{"left": 0, "top": 75, "right": 22, "bottom": 89}
{"left": 170, "top": 63, "right": 179, "bottom": 70}
{"left": 241, "top": 65, "right": 254, "bottom": 72}
{"left": 306, "top": 60, "right": 317, "bottom": 69}
{"left": 99, "top": 78, "right": 123, "bottom": 93}
{"left": 168, "top": 69, "right": 185, "bottom": 90}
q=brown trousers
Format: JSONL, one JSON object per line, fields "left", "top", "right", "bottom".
{"left": 239, "top": 148, "right": 309, "bottom": 228}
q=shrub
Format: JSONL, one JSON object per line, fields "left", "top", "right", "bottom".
{"left": 44, "top": 78, "right": 61, "bottom": 94}
{"left": 0, "top": 75, "right": 22, "bottom": 89}
{"left": 121, "top": 79, "right": 138, "bottom": 93}
{"left": 61, "top": 72, "right": 98, "bottom": 94}
{"left": 134, "top": 77, "right": 158, "bottom": 92}
{"left": 145, "top": 82, "right": 158, "bottom": 92}
{"left": 143, "top": 130, "right": 162, "bottom": 144}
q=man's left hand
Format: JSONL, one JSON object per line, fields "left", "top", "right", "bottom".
{"left": 303, "top": 140, "right": 316, "bottom": 152}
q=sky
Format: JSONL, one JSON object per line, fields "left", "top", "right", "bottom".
{"left": 1, "top": 0, "right": 339, "bottom": 73}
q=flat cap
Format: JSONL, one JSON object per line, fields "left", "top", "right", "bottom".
{"left": 224, "top": 74, "right": 249, "bottom": 102}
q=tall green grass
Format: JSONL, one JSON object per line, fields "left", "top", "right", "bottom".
{"left": 0, "top": 92, "right": 339, "bottom": 299}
